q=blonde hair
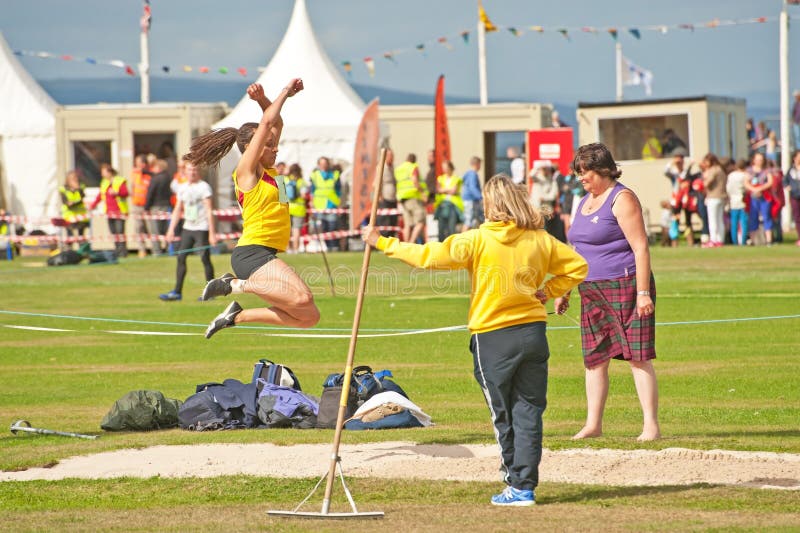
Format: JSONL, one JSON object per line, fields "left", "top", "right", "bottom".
{"left": 483, "top": 174, "right": 545, "bottom": 230}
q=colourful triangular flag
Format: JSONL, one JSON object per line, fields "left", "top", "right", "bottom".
{"left": 460, "top": 30, "right": 470, "bottom": 43}
{"left": 479, "top": 2, "right": 497, "bottom": 32}
{"left": 608, "top": 28, "right": 618, "bottom": 40}
{"left": 438, "top": 37, "right": 453, "bottom": 49}
{"left": 558, "top": 29, "right": 570, "bottom": 41}
{"left": 364, "top": 57, "right": 375, "bottom": 77}
{"left": 218, "top": 67, "right": 228, "bottom": 74}
{"left": 629, "top": 28, "right": 641, "bottom": 39}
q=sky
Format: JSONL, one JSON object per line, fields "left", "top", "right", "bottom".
{"left": 2, "top": 0, "right": 799, "bottom": 109}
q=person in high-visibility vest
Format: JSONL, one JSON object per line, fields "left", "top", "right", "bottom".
{"left": 434, "top": 160, "right": 464, "bottom": 242}
{"left": 187, "top": 79, "right": 320, "bottom": 338}
{"left": 129, "top": 154, "right": 152, "bottom": 257}
{"left": 286, "top": 163, "right": 308, "bottom": 253}
{"left": 59, "top": 170, "right": 89, "bottom": 239}
{"left": 641, "top": 129, "right": 663, "bottom": 160}
{"left": 395, "top": 153, "right": 428, "bottom": 243}
{"left": 90, "top": 163, "right": 129, "bottom": 258}
{"left": 309, "top": 156, "right": 341, "bottom": 251}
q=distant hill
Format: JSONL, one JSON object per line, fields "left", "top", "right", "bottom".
{"left": 37, "top": 77, "right": 477, "bottom": 107}
{"left": 37, "top": 77, "right": 777, "bottom": 128}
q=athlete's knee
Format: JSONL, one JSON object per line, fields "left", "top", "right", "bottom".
{"left": 296, "top": 302, "right": 320, "bottom": 328}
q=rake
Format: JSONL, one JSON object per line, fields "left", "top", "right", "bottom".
{"left": 268, "top": 148, "right": 387, "bottom": 520}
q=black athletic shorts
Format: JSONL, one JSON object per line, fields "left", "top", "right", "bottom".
{"left": 231, "top": 244, "right": 279, "bottom": 280}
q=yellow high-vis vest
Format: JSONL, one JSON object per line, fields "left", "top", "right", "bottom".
{"left": 59, "top": 185, "right": 87, "bottom": 222}
{"left": 395, "top": 161, "right": 426, "bottom": 201}
{"left": 99, "top": 176, "right": 129, "bottom": 214}
{"left": 287, "top": 176, "right": 307, "bottom": 218}
{"left": 310, "top": 170, "right": 341, "bottom": 211}
{"left": 434, "top": 174, "right": 464, "bottom": 212}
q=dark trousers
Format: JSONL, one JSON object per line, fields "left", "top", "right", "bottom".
{"left": 174, "top": 229, "right": 214, "bottom": 294}
{"left": 470, "top": 322, "right": 549, "bottom": 491}
{"left": 107, "top": 217, "right": 127, "bottom": 257}
{"left": 791, "top": 197, "right": 800, "bottom": 240}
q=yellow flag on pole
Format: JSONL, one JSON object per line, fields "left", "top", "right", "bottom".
{"left": 478, "top": 2, "right": 497, "bottom": 33}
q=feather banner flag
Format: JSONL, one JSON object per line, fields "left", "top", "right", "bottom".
{"left": 478, "top": 2, "right": 497, "bottom": 32}
{"left": 622, "top": 55, "right": 653, "bottom": 96}
{"left": 434, "top": 75, "right": 452, "bottom": 186}
{"left": 364, "top": 57, "right": 375, "bottom": 77}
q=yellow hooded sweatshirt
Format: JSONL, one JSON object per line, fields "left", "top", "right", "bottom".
{"left": 376, "top": 221, "right": 588, "bottom": 334}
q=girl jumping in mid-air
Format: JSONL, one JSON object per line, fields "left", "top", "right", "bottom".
{"left": 188, "top": 79, "right": 320, "bottom": 338}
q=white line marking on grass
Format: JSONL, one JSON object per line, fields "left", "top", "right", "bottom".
{"left": 103, "top": 330, "right": 198, "bottom": 336}
{"left": 3, "top": 324, "right": 72, "bottom": 332}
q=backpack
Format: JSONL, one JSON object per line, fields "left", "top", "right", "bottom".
{"left": 256, "top": 382, "right": 319, "bottom": 429}
{"left": 178, "top": 379, "right": 260, "bottom": 431}
{"left": 252, "top": 359, "right": 301, "bottom": 392}
{"left": 324, "top": 366, "right": 408, "bottom": 403}
{"left": 47, "top": 249, "right": 83, "bottom": 267}
{"left": 285, "top": 179, "right": 298, "bottom": 202}
{"left": 100, "top": 390, "right": 183, "bottom": 431}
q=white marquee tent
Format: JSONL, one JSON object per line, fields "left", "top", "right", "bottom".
{"left": 0, "top": 32, "right": 59, "bottom": 225}
{"left": 212, "top": 0, "right": 368, "bottom": 207}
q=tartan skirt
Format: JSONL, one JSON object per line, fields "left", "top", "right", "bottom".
{"left": 578, "top": 274, "right": 656, "bottom": 369}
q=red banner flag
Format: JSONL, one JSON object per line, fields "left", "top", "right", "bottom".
{"left": 434, "top": 75, "right": 451, "bottom": 183}
{"left": 350, "top": 98, "right": 381, "bottom": 231}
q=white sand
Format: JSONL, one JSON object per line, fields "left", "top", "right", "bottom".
{"left": 2, "top": 442, "right": 799, "bottom": 490}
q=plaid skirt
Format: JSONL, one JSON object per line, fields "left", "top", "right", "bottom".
{"left": 578, "top": 274, "right": 656, "bottom": 369}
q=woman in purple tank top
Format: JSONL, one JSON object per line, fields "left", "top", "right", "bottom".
{"left": 561, "top": 143, "right": 660, "bottom": 442}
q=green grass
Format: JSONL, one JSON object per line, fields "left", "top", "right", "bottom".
{"left": 1, "top": 477, "right": 799, "bottom": 532}
{"left": 1, "top": 244, "right": 799, "bottom": 530}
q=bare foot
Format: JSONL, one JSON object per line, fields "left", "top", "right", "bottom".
{"left": 636, "top": 427, "right": 661, "bottom": 441}
{"left": 572, "top": 426, "right": 602, "bottom": 440}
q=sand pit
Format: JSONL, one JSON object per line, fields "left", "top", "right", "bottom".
{"left": 2, "top": 442, "right": 799, "bottom": 490}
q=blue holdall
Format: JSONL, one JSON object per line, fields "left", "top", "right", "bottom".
{"left": 323, "top": 366, "right": 408, "bottom": 404}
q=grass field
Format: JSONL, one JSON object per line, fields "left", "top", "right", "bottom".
{"left": 1, "top": 243, "right": 799, "bottom": 531}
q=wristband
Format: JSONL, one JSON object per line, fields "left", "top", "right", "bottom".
{"left": 637, "top": 290, "right": 650, "bottom": 296}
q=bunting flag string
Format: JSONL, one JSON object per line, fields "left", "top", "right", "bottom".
{"left": 333, "top": 13, "right": 785, "bottom": 77}
{"left": 10, "top": 13, "right": 795, "bottom": 80}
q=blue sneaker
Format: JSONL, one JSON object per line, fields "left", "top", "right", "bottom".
{"left": 159, "top": 291, "right": 182, "bottom": 302}
{"left": 490, "top": 486, "right": 535, "bottom": 506}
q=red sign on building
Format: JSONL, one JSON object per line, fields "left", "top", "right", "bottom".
{"left": 527, "top": 128, "right": 574, "bottom": 174}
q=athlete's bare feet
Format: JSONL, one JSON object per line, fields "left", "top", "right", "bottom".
{"left": 636, "top": 426, "right": 661, "bottom": 442}
{"left": 572, "top": 426, "right": 602, "bottom": 440}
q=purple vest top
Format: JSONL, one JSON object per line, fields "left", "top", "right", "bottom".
{"left": 567, "top": 182, "right": 636, "bottom": 282}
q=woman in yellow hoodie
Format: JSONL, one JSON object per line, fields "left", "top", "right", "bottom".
{"left": 362, "top": 175, "right": 587, "bottom": 507}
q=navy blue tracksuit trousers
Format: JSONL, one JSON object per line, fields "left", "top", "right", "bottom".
{"left": 470, "top": 321, "right": 549, "bottom": 491}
